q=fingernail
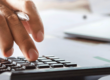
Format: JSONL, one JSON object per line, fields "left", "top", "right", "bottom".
{"left": 6, "top": 48, "right": 14, "bottom": 57}
{"left": 28, "top": 48, "right": 38, "bottom": 61}
{"left": 36, "top": 31, "right": 44, "bottom": 42}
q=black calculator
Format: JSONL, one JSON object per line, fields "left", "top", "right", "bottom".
{"left": 0, "top": 55, "right": 110, "bottom": 80}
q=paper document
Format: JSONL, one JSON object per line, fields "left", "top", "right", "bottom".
{"left": 39, "top": 10, "right": 107, "bottom": 37}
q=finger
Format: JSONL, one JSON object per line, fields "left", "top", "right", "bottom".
{"left": 0, "top": 14, "right": 14, "bottom": 57}
{"left": 3, "top": 0, "right": 44, "bottom": 42}
{"left": 0, "top": 3, "right": 39, "bottom": 61}
{"left": 22, "top": 21, "right": 31, "bottom": 34}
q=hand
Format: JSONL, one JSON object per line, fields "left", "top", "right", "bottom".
{"left": 0, "top": 0, "right": 44, "bottom": 61}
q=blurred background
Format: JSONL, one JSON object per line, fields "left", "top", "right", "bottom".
{"left": 33, "top": 0, "right": 110, "bottom": 14}
{"left": 33, "top": 0, "right": 89, "bottom": 13}
{"left": 31, "top": 0, "right": 110, "bottom": 40}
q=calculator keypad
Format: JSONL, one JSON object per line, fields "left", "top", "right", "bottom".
{"left": 0, "top": 55, "right": 77, "bottom": 73}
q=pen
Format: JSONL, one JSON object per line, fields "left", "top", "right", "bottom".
{"left": 16, "top": 12, "right": 29, "bottom": 21}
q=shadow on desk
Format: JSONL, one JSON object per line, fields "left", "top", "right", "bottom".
{"left": 65, "top": 37, "right": 107, "bottom": 44}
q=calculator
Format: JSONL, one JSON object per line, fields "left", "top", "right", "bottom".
{"left": 0, "top": 55, "right": 110, "bottom": 80}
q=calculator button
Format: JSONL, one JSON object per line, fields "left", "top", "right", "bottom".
{"left": 51, "top": 64, "right": 63, "bottom": 68}
{"left": 17, "top": 57, "right": 25, "bottom": 59}
{"left": 13, "top": 68, "right": 25, "bottom": 71}
{"left": 9, "top": 59, "right": 21, "bottom": 61}
{"left": 17, "top": 57, "right": 25, "bottom": 60}
{"left": 2, "top": 64, "right": 16, "bottom": 68}
{"left": 5, "top": 57, "right": 16, "bottom": 60}
{"left": 58, "top": 61, "right": 71, "bottom": 64}
{"left": 14, "top": 61, "right": 26, "bottom": 63}
{"left": 43, "top": 55, "right": 54, "bottom": 57}
{"left": 28, "top": 60, "right": 38, "bottom": 63}
{"left": 11, "top": 66, "right": 21, "bottom": 69}
{"left": 44, "top": 62, "right": 58, "bottom": 64}
{"left": 38, "top": 58, "right": 47, "bottom": 61}
{"left": 17, "top": 63, "right": 30, "bottom": 66}
{"left": 0, "top": 66, "right": 6, "bottom": 69}
{"left": 53, "top": 59, "right": 65, "bottom": 62}
{"left": 41, "top": 60, "right": 52, "bottom": 62}
{"left": 37, "top": 62, "right": 44, "bottom": 65}
{"left": 47, "top": 57, "right": 59, "bottom": 60}
{"left": 12, "top": 61, "right": 26, "bottom": 65}
{"left": 22, "top": 64, "right": 36, "bottom": 69}
{"left": 0, "top": 67, "right": 11, "bottom": 72}
{"left": 22, "top": 59, "right": 28, "bottom": 61}
{"left": 38, "top": 64, "right": 50, "bottom": 69}
{"left": 31, "top": 62, "right": 44, "bottom": 65}
{"left": 0, "top": 61, "right": 10, "bottom": 64}
{"left": 0, "top": 63, "right": 2, "bottom": 67}
{"left": 8, "top": 59, "right": 21, "bottom": 62}
{"left": 0, "top": 58, "right": 7, "bottom": 62}
{"left": 64, "top": 63, "right": 77, "bottom": 67}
